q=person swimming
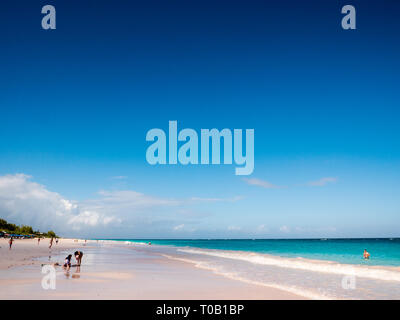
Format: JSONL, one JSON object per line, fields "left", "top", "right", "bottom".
{"left": 363, "top": 249, "right": 370, "bottom": 260}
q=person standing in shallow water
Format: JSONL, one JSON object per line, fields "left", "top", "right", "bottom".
{"left": 363, "top": 249, "right": 370, "bottom": 260}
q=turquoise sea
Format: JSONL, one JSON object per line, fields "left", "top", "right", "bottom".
{"left": 100, "top": 238, "right": 400, "bottom": 299}
{"left": 107, "top": 238, "right": 400, "bottom": 266}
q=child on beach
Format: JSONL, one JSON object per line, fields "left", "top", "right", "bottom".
{"left": 363, "top": 249, "right": 370, "bottom": 260}
{"left": 63, "top": 254, "right": 72, "bottom": 270}
{"left": 8, "top": 237, "right": 13, "bottom": 250}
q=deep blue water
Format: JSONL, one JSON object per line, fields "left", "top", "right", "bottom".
{"left": 104, "top": 238, "right": 400, "bottom": 266}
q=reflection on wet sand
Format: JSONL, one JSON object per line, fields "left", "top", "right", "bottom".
{"left": 63, "top": 264, "right": 81, "bottom": 279}
{"left": 72, "top": 265, "right": 81, "bottom": 279}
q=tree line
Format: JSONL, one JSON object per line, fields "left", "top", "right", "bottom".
{"left": 0, "top": 218, "right": 57, "bottom": 237}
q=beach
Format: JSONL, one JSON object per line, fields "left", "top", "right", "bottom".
{"left": 0, "top": 238, "right": 304, "bottom": 300}
{"left": 0, "top": 238, "right": 85, "bottom": 270}
{"left": 2, "top": 238, "right": 400, "bottom": 300}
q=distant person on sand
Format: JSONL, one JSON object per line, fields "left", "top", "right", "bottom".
{"left": 63, "top": 254, "right": 72, "bottom": 270}
{"left": 56, "top": 238, "right": 59, "bottom": 245}
{"left": 74, "top": 251, "right": 83, "bottom": 266}
{"left": 49, "top": 237, "right": 53, "bottom": 249}
{"left": 363, "top": 249, "right": 370, "bottom": 260}
{"left": 38, "top": 238, "right": 40, "bottom": 245}
{"left": 9, "top": 237, "right": 13, "bottom": 250}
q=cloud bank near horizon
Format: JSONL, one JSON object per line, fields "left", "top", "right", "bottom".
{"left": 0, "top": 173, "right": 344, "bottom": 238}
{"left": 0, "top": 174, "right": 246, "bottom": 238}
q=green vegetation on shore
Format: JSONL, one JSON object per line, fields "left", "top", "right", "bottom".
{"left": 0, "top": 218, "right": 58, "bottom": 238}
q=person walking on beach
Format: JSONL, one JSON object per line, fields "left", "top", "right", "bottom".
{"left": 8, "top": 237, "right": 13, "bottom": 250}
{"left": 49, "top": 237, "right": 54, "bottom": 249}
{"left": 363, "top": 249, "right": 370, "bottom": 260}
{"left": 56, "top": 238, "right": 59, "bottom": 245}
{"left": 38, "top": 238, "right": 40, "bottom": 245}
{"left": 74, "top": 251, "right": 83, "bottom": 266}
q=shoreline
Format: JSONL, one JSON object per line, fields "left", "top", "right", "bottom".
{"left": 0, "top": 238, "right": 306, "bottom": 300}
{"left": 103, "top": 239, "right": 400, "bottom": 267}
{"left": 97, "top": 239, "right": 400, "bottom": 281}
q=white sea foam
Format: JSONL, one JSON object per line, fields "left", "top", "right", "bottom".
{"left": 162, "top": 254, "right": 333, "bottom": 300}
{"left": 177, "top": 248, "right": 400, "bottom": 282}
{"left": 102, "top": 240, "right": 148, "bottom": 246}
{"left": 127, "top": 241, "right": 148, "bottom": 245}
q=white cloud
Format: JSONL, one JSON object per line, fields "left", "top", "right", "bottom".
{"left": 0, "top": 173, "right": 244, "bottom": 238}
{"left": 67, "top": 211, "right": 119, "bottom": 231}
{"left": 243, "top": 178, "right": 280, "bottom": 189}
{"left": 279, "top": 225, "right": 290, "bottom": 233}
{"left": 0, "top": 174, "right": 78, "bottom": 230}
{"left": 257, "top": 224, "right": 269, "bottom": 232}
{"left": 111, "top": 176, "right": 127, "bottom": 180}
{"left": 228, "top": 225, "right": 241, "bottom": 231}
{"left": 307, "top": 177, "right": 338, "bottom": 187}
{"left": 173, "top": 224, "right": 185, "bottom": 231}
{"left": 0, "top": 174, "right": 121, "bottom": 234}
{"left": 93, "top": 190, "right": 179, "bottom": 208}
{"left": 0, "top": 174, "right": 187, "bottom": 237}
{"left": 189, "top": 196, "right": 243, "bottom": 203}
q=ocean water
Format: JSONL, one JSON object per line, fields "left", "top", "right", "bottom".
{"left": 110, "top": 238, "right": 400, "bottom": 266}
{"left": 103, "top": 238, "right": 400, "bottom": 299}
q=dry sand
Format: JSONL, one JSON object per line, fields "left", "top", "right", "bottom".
{"left": 0, "top": 238, "right": 85, "bottom": 270}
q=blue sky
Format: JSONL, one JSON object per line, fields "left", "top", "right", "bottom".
{"left": 0, "top": 0, "right": 399, "bottom": 238}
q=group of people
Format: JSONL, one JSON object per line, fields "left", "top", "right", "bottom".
{"left": 36, "top": 237, "right": 59, "bottom": 248}
{"left": 7, "top": 236, "right": 58, "bottom": 250}
{"left": 47, "top": 237, "right": 59, "bottom": 248}
{"left": 63, "top": 250, "right": 83, "bottom": 270}
{"left": 7, "top": 236, "right": 59, "bottom": 250}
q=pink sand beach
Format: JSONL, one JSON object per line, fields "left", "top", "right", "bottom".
{"left": 0, "top": 238, "right": 305, "bottom": 300}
